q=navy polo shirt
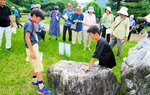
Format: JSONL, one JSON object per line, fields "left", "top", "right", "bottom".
{"left": 24, "top": 20, "right": 38, "bottom": 48}
{"left": 71, "top": 13, "right": 84, "bottom": 32}
{"left": 0, "top": 6, "right": 11, "bottom": 27}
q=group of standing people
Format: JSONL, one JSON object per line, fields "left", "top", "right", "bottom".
{"left": 1, "top": 0, "right": 150, "bottom": 94}
{"left": 48, "top": 3, "right": 97, "bottom": 51}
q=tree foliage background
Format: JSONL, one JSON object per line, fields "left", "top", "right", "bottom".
{"left": 84, "top": 1, "right": 102, "bottom": 19}
{"left": 107, "top": 0, "right": 150, "bottom": 17}
{"left": 7, "top": 0, "right": 78, "bottom": 13}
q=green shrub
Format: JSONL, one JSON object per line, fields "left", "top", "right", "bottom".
{"left": 41, "top": 1, "right": 65, "bottom": 13}
{"left": 137, "top": 17, "right": 145, "bottom": 24}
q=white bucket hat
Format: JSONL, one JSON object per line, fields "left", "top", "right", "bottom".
{"left": 11, "top": 6, "right": 15, "bottom": 9}
{"left": 87, "top": 6, "right": 95, "bottom": 12}
{"left": 117, "top": 7, "right": 128, "bottom": 16}
{"left": 30, "top": 4, "right": 40, "bottom": 10}
{"left": 36, "top": 4, "right": 41, "bottom": 9}
{"left": 106, "top": 7, "right": 111, "bottom": 12}
{"left": 145, "top": 14, "right": 150, "bottom": 23}
{"left": 130, "top": 15, "right": 134, "bottom": 20}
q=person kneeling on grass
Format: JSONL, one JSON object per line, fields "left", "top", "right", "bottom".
{"left": 83, "top": 26, "right": 116, "bottom": 72}
{"left": 24, "top": 9, "right": 51, "bottom": 95}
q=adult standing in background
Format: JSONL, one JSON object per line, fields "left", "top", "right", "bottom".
{"left": 82, "top": 6, "right": 96, "bottom": 50}
{"left": 62, "top": 3, "right": 74, "bottom": 41}
{"left": 127, "top": 15, "right": 136, "bottom": 41}
{"left": 0, "top": 0, "right": 14, "bottom": 50}
{"left": 109, "top": 7, "right": 130, "bottom": 57}
{"left": 48, "top": 6, "right": 61, "bottom": 40}
{"left": 81, "top": 7, "right": 88, "bottom": 41}
{"left": 71, "top": 7, "right": 84, "bottom": 44}
{"left": 27, "top": 4, "right": 41, "bottom": 19}
{"left": 27, "top": 4, "right": 45, "bottom": 37}
{"left": 102, "top": 7, "right": 114, "bottom": 43}
{"left": 11, "top": 6, "right": 23, "bottom": 28}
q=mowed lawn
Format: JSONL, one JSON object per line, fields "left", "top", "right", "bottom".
{"left": 0, "top": 26, "right": 137, "bottom": 94}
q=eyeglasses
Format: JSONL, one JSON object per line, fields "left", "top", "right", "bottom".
{"left": 54, "top": 8, "right": 59, "bottom": 10}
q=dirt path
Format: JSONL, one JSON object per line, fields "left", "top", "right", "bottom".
{"left": 129, "top": 34, "right": 145, "bottom": 42}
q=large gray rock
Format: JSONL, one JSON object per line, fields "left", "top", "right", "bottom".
{"left": 47, "top": 60, "right": 120, "bottom": 95}
{"left": 121, "top": 38, "right": 150, "bottom": 95}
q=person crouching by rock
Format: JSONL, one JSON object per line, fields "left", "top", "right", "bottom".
{"left": 83, "top": 26, "right": 116, "bottom": 72}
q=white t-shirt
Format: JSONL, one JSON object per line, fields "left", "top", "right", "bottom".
{"left": 83, "top": 14, "right": 96, "bottom": 30}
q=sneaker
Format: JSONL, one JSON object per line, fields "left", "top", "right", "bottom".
{"left": 32, "top": 82, "right": 38, "bottom": 86}
{"left": 37, "top": 87, "right": 52, "bottom": 95}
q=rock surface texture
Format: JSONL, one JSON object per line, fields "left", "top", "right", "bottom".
{"left": 47, "top": 60, "right": 120, "bottom": 95}
{"left": 121, "top": 38, "right": 150, "bottom": 95}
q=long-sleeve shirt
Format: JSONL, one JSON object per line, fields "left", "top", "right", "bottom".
{"left": 83, "top": 14, "right": 96, "bottom": 30}
{"left": 102, "top": 13, "right": 114, "bottom": 28}
{"left": 111, "top": 16, "right": 130, "bottom": 39}
{"left": 63, "top": 9, "right": 74, "bottom": 27}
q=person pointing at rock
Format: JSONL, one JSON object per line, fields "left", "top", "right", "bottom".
{"left": 83, "top": 26, "right": 116, "bottom": 72}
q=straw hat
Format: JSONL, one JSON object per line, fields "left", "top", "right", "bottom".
{"left": 145, "top": 14, "right": 150, "bottom": 23}
{"left": 105, "top": 7, "right": 111, "bottom": 12}
{"left": 87, "top": 6, "right": 95, "bottom": 12}
{"left": 117, "top": 7, "right": 128, "bottom": 16}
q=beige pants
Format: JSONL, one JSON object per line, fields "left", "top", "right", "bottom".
{"left": 26, "top": 43, "right": 43, "bottom": 73}
{"left": 83, "top": 30, "right": 91, "bottom": 48}
{"left": 72, "top": 31, "right": 82, "bottom": 44}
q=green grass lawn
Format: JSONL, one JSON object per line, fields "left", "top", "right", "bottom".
{"left": 12, "top": 16, "right": 64, "bottom": 25}
{"left": 0, "top": 27, "right": 137, "bottom": 94}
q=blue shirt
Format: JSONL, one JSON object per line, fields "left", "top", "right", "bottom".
{"left": 130, "top": 20, "right": 136, "bottom": 27}
{"left": 13, "top": 9, "right": 19, "bottom": 17}
{"left": 63, "top": 9, "right": 74, "bottom": 26}
{"left": 71, "top": 13, "right": 84, "bottom": 32}
{"left": 24, "top": 20, "right": 38, "bottom": 48}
